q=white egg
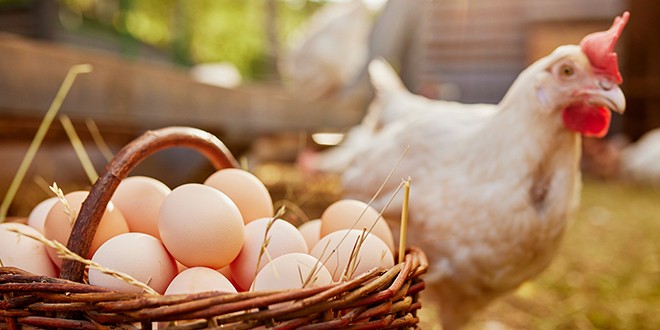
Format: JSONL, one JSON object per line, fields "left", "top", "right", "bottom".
{"left": 89, "top": 233, "right": 177, "bottom": 294}
{"left": 320, "top": 199, "right": 395, "bottom": 253}
{"left": 310, "top": 229, "right": 394, "bottom": 282}
{"left": 27, "top": 197, "right": 58, "bottom": 234}
{"left": 43, "top": 190, "right": 130, "bottom": 268}
{"left": 0, "top": 223, "right": 58, "bottom": 277}
{"left": 298, "top": 219, "right": 322, "bottom": 253}
{"left": 111, "top": 176, "right": 171, "bottom": 240}
{"left": 204, "top": 168, "right": 274, "bottom": 224}
{"left": 252, "top": 253, "right": 333, "bottom": 292}
{"left": 230, "top": 218, "right": 308, "bottom": 291}
{"left": 165, "top": 267, "right": 236, "bottom": 295}
{"left": 158, "top": 184, "right": 244, "bottom": 269}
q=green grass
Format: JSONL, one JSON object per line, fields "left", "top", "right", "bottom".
{"left": 420, "top": 179, "right": 660, "bottom": 330}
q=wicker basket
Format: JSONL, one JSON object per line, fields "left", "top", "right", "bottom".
{"left": 0, "top": 127, "right": 428, "bottom": 330}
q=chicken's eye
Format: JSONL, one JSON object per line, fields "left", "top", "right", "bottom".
{"left": 560, "top": 65, "right": 575, "bottom": 77}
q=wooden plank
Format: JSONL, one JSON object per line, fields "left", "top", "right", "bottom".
{"left": 621, "top": 0, "right": 660, "bottom": 140}
{"left": 525, "top": 21, "right": 613, "bottom": 64}
{"left": 0, "top": 33, "right": 367, "bottom": 149}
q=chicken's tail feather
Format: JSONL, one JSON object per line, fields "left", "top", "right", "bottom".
{"left": 368, "top": 57, "right": 406, "bottom": 95}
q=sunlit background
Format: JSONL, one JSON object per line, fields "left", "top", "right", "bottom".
{"left": 2, "top": 0, "right": 383, "bottom": 78}
{"left": 1, "top": 0, "right": 660, "bottom": 328}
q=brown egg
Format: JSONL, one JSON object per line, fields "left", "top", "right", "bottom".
{"left": 0, "top": 223, "right": 58, "bottom": 277}
{"left": 158, "top": 184, "right": 244, "bottom": 269}
{"left": 43, "top": 191, "right": 130, "bottom": 268}
{"left": 320, "top": 199, "right": 395, "bottom": 252}
{"left": 111, "top": 176, "right": 171, "bottom": 240}
{"left": 204, "top": 168, "right": 274, "bottom": 224}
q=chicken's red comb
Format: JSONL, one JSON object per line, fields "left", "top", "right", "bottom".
{"left": 579, "top": 11, "right": 629, "bottom": 84}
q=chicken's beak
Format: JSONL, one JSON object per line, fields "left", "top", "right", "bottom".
{"left": 586, "top": 79, "right": 626, "bottom": 114}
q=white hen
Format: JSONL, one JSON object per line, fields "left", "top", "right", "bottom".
{"left": 315, "top": 13, "right": 629, "bottom": 329}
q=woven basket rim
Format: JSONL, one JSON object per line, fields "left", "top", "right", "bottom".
{"left": 1, "top": 247, "right": 427, "bottom": 329}
{"left": 1, "top": 126, "right": 429, "bottom": 329}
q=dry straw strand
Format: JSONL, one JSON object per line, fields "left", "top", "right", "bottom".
{"left": 250, "top": 206, "right": 286, "bottom": 291}
{"left": 353, "top": 145, "right": 409, "bottom": 230}
{"left": 8, "top": 227, "right": 158, "bottom": 295}
{"left": 299, "top": 148, "right": 410, "bottom": 286}
{"left": 302, "top": 239, "right": 331, "bottom": 288}
{"left": 85, "top": 118, "right": 115, "bottom": 162}
{"left": 342, "top": 230, "right": 366, "bottom": 281}
{"left": 319, "top": 179, "right": 406, "bottom": 282}
{"left": 399, "top": 178, "right": 411, "bottom": 264}
{"left": 314, "top": 147, "right": 409, "bottom": 283}
{"left": 61, "top": 114, "right": 99, "bottom": 184}
{"left": 320, "top": 147, "right": 409, "bottom": 265}
{"left": 0, "top": 64, "right": 92, "bottom": 223}
{"left": 240, "top": 156, "right": 249, "bottom": 171}
{"left": 297, "top": 264, "right": 319, "bottom": 288}
{"left": 380, "top": 250, "right": 388, "bottom": 267}
{"left": 33, "top": 175, "right": 55, "bottom": 197}
{"left": 367, "top": 179, "right": 406, "bottom": 239}
{"left": 49, "top": 182, "right": 75, "bottom": 225}
{"left": 272, "top": 199, "right": 311, "bottom": 225}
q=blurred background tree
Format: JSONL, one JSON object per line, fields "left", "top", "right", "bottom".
{"left": 52, "top": 0, "right": 327, "bottom": 81}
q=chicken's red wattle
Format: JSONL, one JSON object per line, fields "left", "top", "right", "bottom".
{"left": 562, "top": 104, "right": 611, "bottom": 138}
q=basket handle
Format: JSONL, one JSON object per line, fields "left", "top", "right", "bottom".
{"left": 59, "top": 126, "right": 239, "bottom": 283}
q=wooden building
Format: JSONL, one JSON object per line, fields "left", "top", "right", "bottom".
{"left": 622, "top": 0, "right": 660, "bottom": 140}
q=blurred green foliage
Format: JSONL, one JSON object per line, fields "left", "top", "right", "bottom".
{"left": 58, "top": 0, "right": 327, "bottom": 80}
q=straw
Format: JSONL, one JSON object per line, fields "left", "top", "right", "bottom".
{"left": 399, "top": 178, "right": 411, "bottom": 264}
{"left": 0, "top": 64, "right": 92, "bottom": 223}
{"left": 61, "top": 114, "right": 98, "bottom": 184}
{"left": 250, "top": 206, "right": 286, "bottom": 291}
{"left": 49, "top": 182, "right": 74, "bottom": 224}
{"left": 85, "top": 118, "right": 114, "bottom": 162}
{"left": 7, "top": 227, "right": 158, "bottom": 295}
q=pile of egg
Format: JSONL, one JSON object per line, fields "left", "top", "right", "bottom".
{"left": 0, "top": 168, "right": 396, "bottom": 297}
